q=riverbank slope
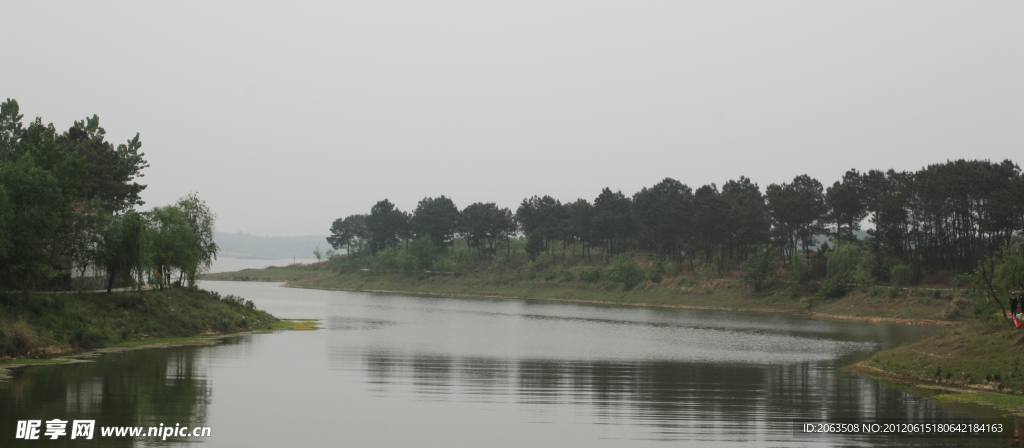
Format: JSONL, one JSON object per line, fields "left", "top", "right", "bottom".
{"left": 206, "top": 262, "right": 1024, "bottom": 412}
{"left": 205, "top": 264, "right": 976, "bottom": 324}
{"left": 0, "top": 288, "right": 278, "bottom": 362}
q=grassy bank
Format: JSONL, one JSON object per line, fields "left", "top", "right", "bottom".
{"left": 205, "top": 261, "right": 976, "bottom": 324}
{"left": 848, "top": 320, "right": 1024, "bottom": 414}
{"left": 0, "top": 287, "right": 278, "bottom": 360}
{"left": 207, "top": 258, "right": 1024, "bottom": 412}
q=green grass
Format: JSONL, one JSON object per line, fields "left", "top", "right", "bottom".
{"left": 203, "top": 264, "right": 326, "bottom": 282}
{"left": 931, "top": 393, "right": 1024, "bottom": 414}
{"left": 0, "top": 287, "right": 278, "bottom": 358}
{"left": 207, "top": 260, "right": 977, "bottom": 323}
{"left": 267, "top": 319, "right": 321, "bottom": 331}
{"left": 857, "top": 320, "right": 1024, "bottom": 393}
{"left": 104, "top": 335, "right": 221, "bottom": 349}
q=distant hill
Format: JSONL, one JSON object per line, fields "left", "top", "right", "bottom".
{"left": 215, "top": 232, "right": 331, "bottom": 260}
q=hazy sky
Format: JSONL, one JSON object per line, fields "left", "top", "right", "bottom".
{"left": 4, "top": 1, "right": 1022, "bottom": 236}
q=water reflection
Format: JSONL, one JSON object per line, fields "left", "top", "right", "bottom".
{"left": 335, "top": 348, "right": 1019, "bottom": 446}
{"left": 2, "top": 282, "right": 1021, "bottom": 447}
{"left": 0, "top": 347, "right": 212, "bottom": 447}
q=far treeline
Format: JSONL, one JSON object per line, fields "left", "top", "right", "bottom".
{"left": 327, "top": 159, "right": 1024, "bottom": 311}
{"left": 0, "top": 98, "right": 218, "bottom": 292}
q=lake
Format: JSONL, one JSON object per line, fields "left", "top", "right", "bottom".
{"left": 1, "top": 281, "right": 1017, "bottom": 447}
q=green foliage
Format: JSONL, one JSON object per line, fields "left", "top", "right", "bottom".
{"left": 410, "top": 196, "right": 459, "bottom": 251}
{"left": 789, "top": 253, "right": 813, "bottom": 285}
{"left": 993, "top": 240, "right": 1024, "bottom": 293}
{"left": 543, "top": 268, "right": 559, "bottom": 281}
{"left": 366, "top": 199, "right": 409, "bottom": 254}
{"left": 890, "top": 264, "right": 913, "bottom": 287}
{"left": 490, "top": 256, "right": 508, "bottom": 272}
{"left": 372, "top": 248, "right": 399, "bottom": 270}
{"left": 852, "top": 252, "right": 877, "bottom": 288}
{"left": 95, "top": 212, "right": 146, "bottom": 292}
{"left": 818, "top": 275, "right": 848, "bottom": 299}
{"left": 579, "top": 267, "right": 603, "bottom": 283}
{"left": 611, "top": 256, "right": 645, "bottom": 290}
{"left": 0, "top": 156, "right": 64, "bottom": 289}
{"left": 432, "top": 257, "right": 455, "bottom": 274}
{"left": 147, "top": 198, "right": 218, "bottom": 289}
{"left": 648, "top": 259, "right": 666, "bottom": 284}
{"left": 561, "top": 266, "right": 576, "bottom": 282}
{"left": 697, "top": 262, "right": 717, "bottom": 280}
{"left": 407, "top": 236, "right": 438, "bottom": 272}
{"left": 0, "top": 288, "right": 274, "bottom": 356}
{"left": 525, "top": 233, "right": 545, "bottom": 261}
{"left": 818, "top": 243, "right": 865, "bottom": 298}
{"left": 740, "top": 245, "right": 774, "bottom": 292}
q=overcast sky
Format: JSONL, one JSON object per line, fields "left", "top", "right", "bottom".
{"left": 4, "top": 1, "right": 1022, "bottom": 236}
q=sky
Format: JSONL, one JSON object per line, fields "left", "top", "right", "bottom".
{"left": 3, "top": 1, "right": 1022, "bottom": 236}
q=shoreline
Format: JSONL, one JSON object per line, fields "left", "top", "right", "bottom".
{"left": 844, "top": 361, "right": 1024, "bottom": 415}
{"left": 280, "top": 283, "right": 961, "bottom": 327}
{"left": 0, "top": 319, "right": 319, "bottom": 382}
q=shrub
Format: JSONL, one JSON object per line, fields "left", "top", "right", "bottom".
{"left": 697, "top": 263, "right": 717, "bottom": 280}
{"left": 612, "top": 256, "right": 645, "bottom": 291}
{"left": 408, "top": 237, "right": 438, "bottom": 271}
{"left": 648, "top": 260, "right": 665, "bottom": 284}
{"left": 10, "top": 320, "right": 32, "bottom": 352}
{"left": 890, "top": 264, "right": 913, "bottom": 287}
{"left": 580, "top": 268, "right": 603, "bottom": 283}
{"left": 818, "top": 243, "right": 866, "bottom": 299}
{"left": 561, "top": 268, "right": 576, "bottom": 282}
{"left": 818, "top": 275, "right": 847, "bottom": 299}
{"left": 740, "top": 246, "right": 774, "bottom": 292}
{"left": 543, "top": 268, "right": 558, "bottom": 281}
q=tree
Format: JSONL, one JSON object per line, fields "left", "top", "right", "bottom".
{"left": 0, "top": 156, "right": 65, "bottom": 290}
{"left": 516, "top": 195, "right": 564, "bottom": 256}
{"left": 365, "top": 200, "right": 408, "bottom": 254}
{"left": 826, "top": 169, "right": 867, "bottom": 243}
{"left": 95, "top": 212, "right": 146, "bottom": 292}
{"left": 407, "top": 236, "right": 438, "bottom": 271}
{"left": 145, "top": 194, "right": 217, "bottom": 289}
{"left": 592, "top": 188, "right": 635, "bottom": 260}
{"left": 0, "top": 98, "right": 25, "bottom": 162}
{"left": 790, "top": 175, "right": 827, "bottom": 258}
{"left": 461, "top": 202, "right": 514, "bottom": 258}
{"left": 721, "top": 176, "right": 768, "bottom": 261}
{"left": 693, "top": 184, "right": 726, "bottom": 266}
{"left": 410, "top": 196, "right": 459, "bottom": 251}
{"left": 565, "top": 198, "right": 595, "bottom": 260}
{"left": 327, "top": 214, "right": 368, "bottom": 253}
{"left": 633, "top": 178, "right": 693, "bottom": 264}
{"left": 767, "top": 175, "right": 826, "bottom": 262}
{"left": 740, "top": 245, "right": 775, "bottom": 292}
{"left": 147, "top": 205, "right": 196, "bottom": 290}
{"left": 55, "top": 116, "right": 148, "bottom": 212}
{"left": 176, "top": 193, "right": 218, "bottom": 287}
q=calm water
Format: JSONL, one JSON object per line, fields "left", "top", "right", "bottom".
{"left": 1, "top": 281, "right": 1018, "bottom": 447}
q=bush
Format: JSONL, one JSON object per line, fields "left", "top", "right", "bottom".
{"left": 561, "top": 267, "right": 576, "bottom": 282}
{"left": 818, "top": 275, "right": 848, "bottom": 299}
{"left": 818, "top": 243, "right": 866, "bottom": 299}
{"left": 648, "top": 260, "right": 665, "bottom": 284}
{"left": 890, "top": 264, "right": 913, "bottom": 287}
{"left": 10, "top": 320, "right": 32, "bottom": 352}
{"left": 543, "top": 268, "right": 558, "bottom": 281}
{"left": 697, "top": 262, "right": 717, "bottom": 280}
{"left": 611, "top": 256, "right": 645, "bottom": 291}
{"left": 580, "top": 267, "right": 603, "bottom": 283}
{"left": 789, "top": 253, "right": 813, "bottom": 285}
{"left": 740, "top": 246, "right": 774, "bottom": 292}
{"left": 408, "top": 237, "right": 438, "bottom": 271}
{"left": 525, "top": 234, "right": 545, "bottom": 261}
